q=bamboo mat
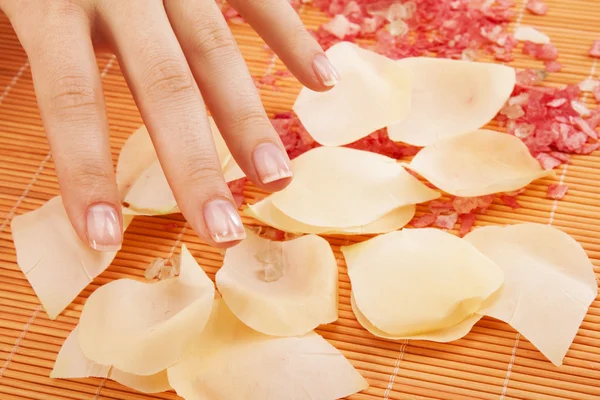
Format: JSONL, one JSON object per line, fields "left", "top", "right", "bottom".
{"left": 0, "top": 1, "right": 600, "bottom": 399}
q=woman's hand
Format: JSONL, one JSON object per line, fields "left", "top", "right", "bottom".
{"left": 0, "top": 0, "right": 339, "bottom": 250}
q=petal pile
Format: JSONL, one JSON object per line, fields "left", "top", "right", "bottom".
{"left": 51, "top": 327, "right": 172, "bottom": 394}
{"left": 10, "top": 196, "right": 134, "bottom": 319}
{"left": 78, "top": 244, "right": 215, "bottom": 375}
{"left": 216, "top": 228, "right": 338, "bottom": 336}
{"left": 51, "top": 241, "right": 367, "bottom": 399}
{"left": 343, "top": 228, "right": 504, "bottom": 341}
{"left": 464, "top": 223, "right": 598, "bottom": 366}
{"left": 387, "top": 57, "right": 516, "bottom": 146}
{"left": 247, "top": 146, "right": 439, "bottom": 233}
{"left": 407, "top": 129, "right": 551, "bottom": 196}
{"left": 166, "top": 299, "right": 368, "bottom": 400}
{"left": 293, "top": 41, "right": 413, "bottom": 146}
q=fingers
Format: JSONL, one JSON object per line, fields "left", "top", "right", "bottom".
{"left": 164, "top": 0, "right": 293, "bottom": 192}
{"left": 99, "top": 0, "right": 244, "bottom": 247}
{"left": 226, "top": 0, "right": 340, "bottom": 91}
{"left": 11, "top": 3, "right": 124, "bottom": 251}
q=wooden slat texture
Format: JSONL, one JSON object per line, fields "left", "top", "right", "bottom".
{"left": 1, "top": 1, "right": 600, "bottom": 399}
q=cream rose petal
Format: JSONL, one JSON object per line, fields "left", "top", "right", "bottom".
{"left": 351, "top": 295, "right": 482, "bottom": 342}
{"left": 270, "top": 146, "right": 440, "bottom": 228}
{"left": 216, "top": 228, "right": 338, "bottom": 336}
{"left": 78, "top": 244, "right": 214, "bottom": 375}
{"left": 464, "top": 223, "right": 598, "bottom": 366}
{"left": 51, "top": 327, "right": 171, "bottom": 394}
{"left": 407, "top": 129, "right": 551, "bottom": 197}
{"left": 245, "top": 197, "right": 415, "bottom": 235}
{"left": 387, "top": 58, "right": 515, "bottom": 146}
{"left": 10, "top": 196, "right": 133, "bottom": 319}
{"left": 167, "top": 300, "right": 368, "bottom": 400}
{"left": 293, "top": 41, "right": 412, "bottom": 146}
{"left": 343, "top": 228, "right": 503, "bottom": 336}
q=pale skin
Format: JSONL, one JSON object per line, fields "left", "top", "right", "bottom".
{"left": 0, "top": 0, "right": 340, "bottom": 251}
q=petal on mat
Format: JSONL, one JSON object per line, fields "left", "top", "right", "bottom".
{"left": 10, "top": 196, "right": 133, "bottom": 319}
{"left": 216, "top": 228, "right": 338, "bottom": 336}
{"left": 464, "top": 223, "right": 598, "bottom": 366}
{"left": 387, "top": 57, "right": 515, "bottom": 146}
{"left": 407, "top": 129, "right": 551, "bottom": 197}
{"left": 167, "top": 300, "right": 368, "bottom": 400}
{"left": 351, "top": 294, "right": 482, "bottom": 342}
{"left": 51, "top": 327, "right": 171, "bottom": 394}
{"left": 293, "top": 41, "right": 412, "bottom": 146}
{"left": 343, "top": 228, "right": 503, "bottom": 336}
{"left": 78, "top": 244, "right": 214, "bottom": 375}
{"left": 245, "top": 197, "right": 415, "bottom": 235}
{"left": 269, "top": 146, "right": 439, "bottom": 228}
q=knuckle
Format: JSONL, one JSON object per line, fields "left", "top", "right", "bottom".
{"left": 181, "top": 154, "right": 223, "bottom": 185}
{"left": 66, "top": 161, "right": 113, "bottom": 190}
{"left": 189, "top": 19, "right": 237, "bottom": 61}
{"left": 143, "top": 58, "right": 195, "bottom": 100}
{"left": 229, "top": 107, "right": 269, "bottom": 133}
{"left": 49, "top": 73, "right": 99, "bottom": 115}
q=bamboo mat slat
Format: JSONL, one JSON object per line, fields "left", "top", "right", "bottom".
{"left": 1, "top": 1, "right": 600, "bottom": 399}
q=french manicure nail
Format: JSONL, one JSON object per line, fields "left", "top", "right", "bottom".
{"left": 204, "top": 199, "right": 246, "bottom": 243}
{"left": 313, "top": 53, "right": 340, "bottom": 87}
{"left": 86, "top": 203, "right": 122, "bottom": 252}
{"left": 253, "top": 142, "right": 293, "bottom": 184}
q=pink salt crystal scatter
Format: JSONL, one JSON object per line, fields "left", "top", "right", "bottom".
{"left": 435, "top": 213, "right": 459, "bottom": 230}
{"left": 428, "top": 200, "right": 455, "bottom": 215}
{"left": 347, "top": 129, "right": 420, "bottom": 159}
{"left": 343, "top": 1, "right": 362, "bottom": 20}
{"left": 513, "top": 123, "right": 536, "bottom": 139}
{"left": 322, "top": 14, "right": 361, "bottom": 39}
{"left": 458, "top": 213, "right": 476, "bottom": 237}
{"left": 574, "top": 142, "right": 600, "bottom": 155}
{"left": 546, "top": 98, "right": 567, "bottom": 108}
{"left": 549, "top": 151, "right": 571, "bottom": 164}
{"left": 452, "top": 197, "right": 479, "bottom": 215}
{"left": 526, "top": 0, "right": 548, "bottom": 15}
{"left": 475, "top": 195, "right": 495, "bottom": 212}
{"left": 410, "top": 213, "right": 437, "bottom": 228}
{"left": 515, "top": 69, "right": 547, "bottom": 86}
{"left": 590, "top": 40, "right": 600, "bottom": 58}
{"left": 536, "top": 153, "right": 562, "bottom": 170}
{"left": 504, "top": 188, "right": 527, "bottom": 196}
{"left": 499, "top": 195, "right": 521, "bottom": 209}
{"left": 571, "top": 100, "right": 591, "bottom": 117}
{"left": 523, "top": 42, "right": 558, "bottom": 61}
{"left": 572, "top": 116, "right": 598, "bottom": 140}
{"left": 544, "top": 61, "right": 562, "bottom": 73}
{"left": 313, "top": 0, "right": 516, "bottom": 61}
{"left": 547, "top": 184, "right": 568, "bottom": 200}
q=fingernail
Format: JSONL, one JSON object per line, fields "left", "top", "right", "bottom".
{"left": 253, "top": 143, "right": 293, "bottom": 184}
{"left": 86, "top": 203, "right": 122, "bottom": 252}
{"left": 204, "top": 199, "right": 246, "bottom": 243}
{"left": 313, "top": 53, "right": 340, "bottom": 87}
